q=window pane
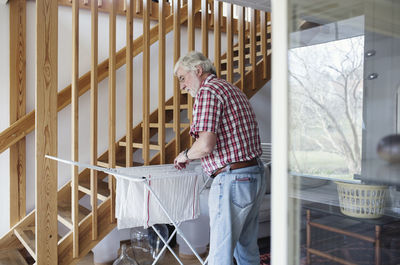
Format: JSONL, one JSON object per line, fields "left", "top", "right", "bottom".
{"left": 287, "top": 1, "right": 400, "bottom": 265}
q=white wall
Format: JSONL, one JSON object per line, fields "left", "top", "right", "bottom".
{"left": 251, "top": 81, "right": 271, "bottom": 143}
{"left": 0, "top": 3, "right": 10, "bottom": 238}
{"left": 0, "top": 2, "right": 271, "bottom": 237}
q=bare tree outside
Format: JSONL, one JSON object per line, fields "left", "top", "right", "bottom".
{"left": 289, "top": 36, "right": 364, "bottom": 179}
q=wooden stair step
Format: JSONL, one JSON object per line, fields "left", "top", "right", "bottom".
{"left": 97, "top": 160, "right": 130, "bottom": 168}
{"left": 79, "top": 175, "right": 110, "bottom": 202}
{"left": 221, "top": 66, "right": 253, "bottom": 75}
{"left": 119, "top": 142, "right": 161, "bottom": 150}
{"left": 14, "top": 224, "right": 36, "bottom": 261}
{"left": 221, "top": 51, "right": 265, "bottom": 64}
{"left": 165, "top": 104, "right": 188, "bottom": 110}
{"left": 97, "top": 160, "right": 143, "bottom": 168}
{"left": 149, "top": 122, "right": 189, "bottom": 128}
{"left": 233, "top": 41, "right": 262, "bottom": 52}
{"left": 58, "top": 197, "right": 91, "bottom": 229}
{"left": 0, "top": 249, "right": 28, "bottom": 265}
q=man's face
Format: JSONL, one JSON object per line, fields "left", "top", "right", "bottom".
{"left": 176, "top": 67, "right": 201, "bottom": 97}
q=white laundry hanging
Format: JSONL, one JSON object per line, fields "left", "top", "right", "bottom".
{"left": 115, "top": 164, "right": 201, "bottom": 229}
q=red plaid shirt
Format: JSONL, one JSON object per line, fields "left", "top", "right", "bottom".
{"left": 190, "top": 74, "right": 262, "bottom": 175}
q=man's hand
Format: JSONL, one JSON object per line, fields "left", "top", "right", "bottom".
{"left": 173, "top": 132, "right": 216, "bottom": 170}
{"left": 174, "top": 150, "right": 190, "bottom": 170}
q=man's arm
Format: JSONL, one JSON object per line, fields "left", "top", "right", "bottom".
{"left": 174, "top": 131, "right": 217, "bottom": 169}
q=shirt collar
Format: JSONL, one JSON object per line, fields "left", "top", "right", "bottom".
{"left": 200, "top": 73, "right": 216, "bottom": 87}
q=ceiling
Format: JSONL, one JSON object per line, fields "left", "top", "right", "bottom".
{"left": 218, "top": 0, "right": 400, "bottom": 38}
{"left": 216, "top": 0, "right": 270, "bottom": 12}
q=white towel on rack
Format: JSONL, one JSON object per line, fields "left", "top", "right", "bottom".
{"left": 115, "top": 164, "right": 200, "bottom": 229}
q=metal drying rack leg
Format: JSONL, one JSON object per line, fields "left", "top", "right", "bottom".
{"left": 143, "top": 180, "right": 209, "bottom": 265}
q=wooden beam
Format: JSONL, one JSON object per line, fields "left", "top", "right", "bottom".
{"left": 250, "top": 9, "right": 257, "bottom": 90}
{"left": 201, "top": 0, "right": 208, "bottom": 56}
{"left": 261, "top": 11, "right": 267, "bottom": 79}
{"left": 125, "top": 0, "right": 133, "bottom": 167}
{"left": 143, "top": 0, "right": 150, "bottom": 165}
{"left": 238, "top": 6, "right": 245, "bottom": 91}
{"left": 71, "top": 0, "right": 79, "bottom": 258}
{"left": 188, "top": 0, "right": 195, "bottom": 52}
{"left": 158, "top": 0, "right": 166, "bottom": 164}
{"left": 173, "top": 0, "right": 181, "bottom": 157}
{"left": 187, "top": 0, "right": 195, "bottom": 147}
{"left": 90, "top": 0, "right": 99, "bottom": 241}
{"left": 108, "top": 0, "right": 117, "bottom": 223}
{"left": 213, "top": 0, "right": 221, "bottom": 77}
{"left": 9, "top": 0, "right": 26, "bottom": 228}
{"left": 35, "top": 0, "right": 58, "bottom": 263}
{"left": 226, "top": 3, "right": 233, "bottom": 83}
{"left": 0, "top": 1, "right": 201, "bottom": 155}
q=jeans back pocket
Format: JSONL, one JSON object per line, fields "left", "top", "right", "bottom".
{"left": 231, "top": 176, "right": 257, "bottom": 208}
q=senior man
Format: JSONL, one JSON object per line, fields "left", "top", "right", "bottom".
{"left": 173, "top": 51, "right": 267, "bottom": 265}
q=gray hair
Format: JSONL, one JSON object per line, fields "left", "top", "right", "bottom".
{"left": 174, "top": 51, "right": 216, "bottom": 76}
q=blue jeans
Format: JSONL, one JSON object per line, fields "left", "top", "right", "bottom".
{"left": 208, "top": 159, "right": 267, "bottom": 265}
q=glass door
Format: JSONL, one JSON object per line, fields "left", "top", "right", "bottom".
{"left": 271, "top": 0, "right": 400, "bottom": 264}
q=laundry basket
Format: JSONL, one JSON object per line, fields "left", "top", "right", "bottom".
{"left": 336, "top": 182, "right": 387, "bottom": 219}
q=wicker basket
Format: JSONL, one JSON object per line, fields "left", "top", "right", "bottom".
{"left": 336, "top": 182, "right": 387, "bottom": 219}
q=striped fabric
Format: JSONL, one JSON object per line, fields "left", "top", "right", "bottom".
{"left": 190, "top": 74, "right": 262, "bottom": 175}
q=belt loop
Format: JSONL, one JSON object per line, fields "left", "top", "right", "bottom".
{"left": 226, "top": 163, "right": 232, "bottom": 173}
{"left": 256, "top": 156, "right": 263, "bottom": 167}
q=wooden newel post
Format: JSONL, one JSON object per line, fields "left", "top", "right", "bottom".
{"left": 35, "top": 0, "right": 58, "bottom": 264}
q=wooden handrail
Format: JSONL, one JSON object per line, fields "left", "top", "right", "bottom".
{"left": 0, "top": 0, "right": 201, "bottom": 155}
{"left": 58, "top": 0, "right": 169, "bottom": 20}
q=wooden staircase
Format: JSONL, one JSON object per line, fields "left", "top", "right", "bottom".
{"left": 0, "top": 1, "right": 271, "bottom": 264}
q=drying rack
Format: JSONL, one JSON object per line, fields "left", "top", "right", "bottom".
{"left": 46, "top": 155, "right": 211, "bottom": 265}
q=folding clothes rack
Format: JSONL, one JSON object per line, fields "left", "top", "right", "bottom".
{"left": 46, "top": 155, "right": 211, "bottom": 265}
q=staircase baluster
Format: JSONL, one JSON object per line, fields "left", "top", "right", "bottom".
{"left": 126, "top": 0, "right": 134, "bottom": 167}
{"left": 250, "top": 8, "right": 257, "bottom": 90}
{"left": 143, "top": 0, "right": 151, "bottom": 165}
{"left": 238, "top": 6, "right": 245, "bottom": 91}
{"left": 90, "top": 0, "right": 99, "bottom": 240}
{"left": 109, "top": 0, "right": 117, "bottom": 223}
{"left": 187, "top": 0, "right": 195, "bottom": 146}
{"left": 214, "top": 0, "right": 221, "bottom": 78}
{"left": 201, "top": 0, "right": 208, "bottom": 57}
{"left": 226, "top": 3, "right": 233, "bottom": 83}
{"left": 71, "top": 0, "right": 80, "bottom": 258}
{"left": 136, "top": 0, "right": 141, "bottom": 14}
{"left": 173, "top": 0, "right": 181, "bottom": 156}
{"left": 9, "top": 0, "right": 27, "bottom": 228}
{"left": 261, "top": 11, "right": 268, "bottom": 79}
{"left": 158, "top": 0, "right": 166, "bottom": 164}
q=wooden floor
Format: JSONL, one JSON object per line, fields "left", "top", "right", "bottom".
{"left": 77, "top": 247, "right": 206, "bottom": 265}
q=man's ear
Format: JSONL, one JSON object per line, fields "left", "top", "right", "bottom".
{"left": 195, "top": 65, "right": 203, "bottom": 77}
